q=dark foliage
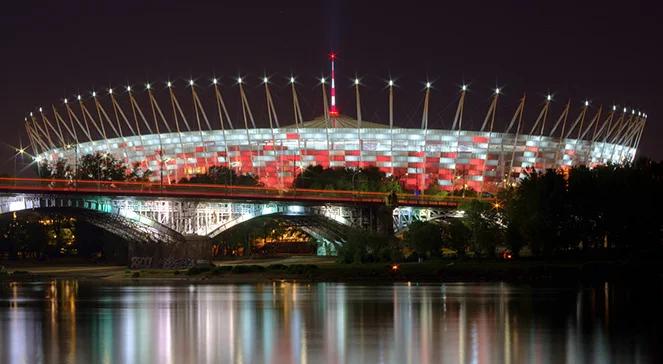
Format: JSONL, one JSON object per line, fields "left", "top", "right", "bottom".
{"left": 182, "top": 165, "right": 260, "bottom": 186}
{"left": 294, "top": 165, "right": 402, "bottom": 192}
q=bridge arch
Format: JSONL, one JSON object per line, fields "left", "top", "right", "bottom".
{"left": 212, "top": 212, "right": 352, "bottom": 256}
{"left": 0, "top": 194, "right": 185, "bottom": 244}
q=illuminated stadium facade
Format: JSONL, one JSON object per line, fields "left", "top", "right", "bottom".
{"left": 24, "top": 56, "right": 646, "bottom": 194}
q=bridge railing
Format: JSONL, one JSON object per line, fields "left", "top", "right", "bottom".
{"left": 0, "top": 177, "right": 490, "bottom": 207}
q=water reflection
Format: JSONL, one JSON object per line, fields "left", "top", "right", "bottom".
{"left": 0, "top": 280, "right": 661, "bottom": 363}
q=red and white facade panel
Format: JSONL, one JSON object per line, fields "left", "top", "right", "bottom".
{"left": 41, "top": 126, "right": 636, "bottom": 193}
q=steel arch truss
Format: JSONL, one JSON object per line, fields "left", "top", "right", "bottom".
{"left": 0, "top": 194, "right": 185, "bottom": 244}
{"left": 392, "top": 206, "right": 455, "bottom": 233}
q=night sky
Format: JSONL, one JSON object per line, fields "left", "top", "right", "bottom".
{"left": 2, "top": 0, "right": 661, "bottom": 174}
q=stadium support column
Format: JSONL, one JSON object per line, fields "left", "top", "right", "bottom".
{"left": 83, "top": 92, "right": 112, "bottom": 157}
{"left": 212, "top": 78, "right": 233, "bottom": 173}
{"left": 451, "top": 85, "right": 466, "bottom": 193}
{"left": 562, "top": 102, "right": 588, "bottom": 168}
{"left": 550, "top": 101, "right": 571, "bottom": 171}
{"left": 147, "top": 83, "right": 173, "bottom": 184}
{"left": 264, "top": 77, "right": 280, "bottom": 187}
{"left": 238, "top": 77, "right": 259, "bottom": 181}
{"left": 293, "top": 79, "right": 305, "bottom": 174}
{"left": 579, "top": 107, "right": 603, "bottom": 166}
{"left": 167, "top": 82, "right": 189, "bottom": 179}
{"left": 354, "top": 78, "right": 363, "bottom": 167}
{"left": 632, "top": 116, "right": 646, "bottom": 160}
{"left": 420, "top": 82, "right": 431, "bottom": 194}
{"left": 526, "top": 95, "right": 550, "bottom": 171}
{"left": 190, "top": 80, "right": 211, "bottom": 174}
{"left": 499, "top": 94, "right": 525, "bottom": 187}
{"left": 507, "top": 94, "right": 526, "bottom": 187}
{"left": 479, "top": 89, "right": 498, "bottom": 196}
{"left": 594, "top": 107, "right": 615, "bottom": 164}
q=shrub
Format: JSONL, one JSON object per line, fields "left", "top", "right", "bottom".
{"left": 231, "top": 265, "right": 266, "bottom": 274}
{"left": 186, "top": 266, "right": 212, "bottom": 275}
{"left": 212, "top": 266, "right": 233, "bottom": 274}
{"left": 267, "top": 264, "right": 288, "bottom": 271}
{"left": 285, "top": 264, "right": 319, "bottom": 274}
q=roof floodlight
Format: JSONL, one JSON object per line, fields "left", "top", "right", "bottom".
{"left": 426, "top": 82, "right": 432, "bottom": 89}
{"left": 38, "top": 107, "right": 42, "bottom": 112}
{"left": 495, "top": 87, "right": 500, "bottom": 94}
{"left": 64, "top": 98, "right": 68, "bottom": 104}
{"left": 612, "top": 105, "right": 616, "bottom": 111}
{"left": 547, "top": 94, "right": 552, "bottom": 101}
{"left": 321, "top": 77, "right": 326, "bottom": 84}
{"left": 584, "top": 100, "right": 589, "bottom": 106}
{"left": 623, "top": 107, "right": 627, "bottom": 113}
{"left": 126, "top": 86, "right": 131, "bottom": 92}
{"left": 237, "top": 77, "right": 243, "bottom": 84}
{"left": 108, "top": 88, "right": 113, "bottom": 95}
{"left": 77, "top": 95, "right": 82, "bottom": 101}
{"left": 212, "top": 78, "right": 218, "bottom": 85}
{"left": 631, "top": 109, "right": 635, "bottom": 114}
{"left": 354, "top": 78, "right": 360, "bottom": 85}
{"left": 146, "top": 83, "right": 151, "bottom": 90}
{"left": 638, "top": 111, "right": 641, "bottom": 116}
{"left": 388, "top": 80, "right": 394, "bottom": 87}
{"left": 461, "top": 84, "right": 467, "bottom": 91}
{"left": 290, "top": 76, "right": 295, "bottom": 84}
{"left": 189, "top": 79, "right": 194, "bottom": 86}
{"left": 29, "top": 112, "right": 33, "bottom": 117}
{"left": 92, "top": 91, "right": 97, "bottom": 97}
{"left": 263, "top": 77, "right": 269, "bottom": 84}
{"left": 167, "top": 81, "right": 172, "bottom": 88}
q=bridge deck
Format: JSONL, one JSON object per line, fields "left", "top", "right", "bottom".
{"left": 0, "top": 177, "right": 491, "bottom": 207}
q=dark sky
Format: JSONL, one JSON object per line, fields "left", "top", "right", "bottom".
{"left": 2, "top": 0, "right": 661, "bottom": 174}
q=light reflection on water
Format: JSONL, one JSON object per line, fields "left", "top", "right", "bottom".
{"left": 0, "top": 280, "right": 661, "bottom": 363}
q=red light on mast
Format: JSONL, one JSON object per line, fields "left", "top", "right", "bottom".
{"left": 329, "top": 51, "right": 339, "bottom": 117}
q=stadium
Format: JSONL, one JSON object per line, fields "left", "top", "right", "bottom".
{"left": 24, "top": 56, "right": 645, "bottom": 194}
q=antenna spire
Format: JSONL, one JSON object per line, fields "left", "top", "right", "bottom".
{"left": 329, "top": 51, "right": 339, "bottom": 118}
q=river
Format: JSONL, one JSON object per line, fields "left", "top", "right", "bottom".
{"left": 0, "top": 280, "right": 661, "bottom": 363}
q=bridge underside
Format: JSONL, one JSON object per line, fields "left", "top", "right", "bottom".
{"left": 216, "top": 213, "right": 353, "bottom": 256}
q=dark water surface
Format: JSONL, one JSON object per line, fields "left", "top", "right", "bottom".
{"left": 0, "top": 280, "right": 661, "bottom": 363}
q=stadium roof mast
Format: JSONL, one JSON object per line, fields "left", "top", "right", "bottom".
{"left": 328, "top": 52, "right": 339, "bottom": 126}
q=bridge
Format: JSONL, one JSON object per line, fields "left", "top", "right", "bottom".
{"left": 0, "top": 177, "right": 487, "bottom": 264}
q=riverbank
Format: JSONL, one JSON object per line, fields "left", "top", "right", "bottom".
{"left": 3, "top": 256, "right": 663, "bottom": 284}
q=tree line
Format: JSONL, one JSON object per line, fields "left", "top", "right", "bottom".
{"left": 39, "top": 154, "right": 260, "bottom": 186}
{"left": 336, "top": 159, "right": 663, "bottom": 262}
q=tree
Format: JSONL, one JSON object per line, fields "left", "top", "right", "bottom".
{"left": 184, "top": 165, "right": 260, "bottom": 186}
{"left": 336, "top": 228, "right": 399, "bottom": 263}
{"left": 39, "top": 158, "right": 71, "bottom": 179}
{"left": 440, "top": 218, "right": 471, "bottom": 258}
{"left": 461, "top": 199, "right": 502, "bottom": 257}
{"left": 76, "top": 152, "right": 128, "bottom": 181}
{"left": 294, "top": 165, "right": 399, "bottom": 192}
{"left": 126, "top": 162, "right": 153, "bottom": 182}
{"left": 404, "top": 221, "right": 442, "bottom": 259}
